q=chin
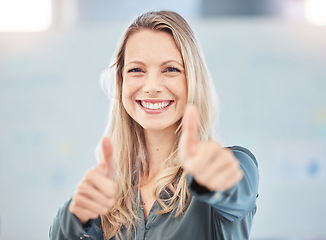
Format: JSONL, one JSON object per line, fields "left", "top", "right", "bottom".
{"left": 141, "top": 121, "right": 179, "bottom": 132}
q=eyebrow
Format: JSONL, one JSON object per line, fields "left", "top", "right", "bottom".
{"left": 125, "top": 60, "right": 146, "bottom": 67}
{"left": 160, "top": 60, "right": 184, "bottom": 67}
{"left": 125, "top": 60, "right": 184, "bottom": 68}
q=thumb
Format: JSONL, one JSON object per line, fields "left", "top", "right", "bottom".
{"left": 179, "top": 105, "right": 199, "bottom": 161}
{"left": 101, "top": 136, "right": 114, "bottom": 178}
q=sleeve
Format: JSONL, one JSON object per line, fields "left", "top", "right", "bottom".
{"left": 49, "top": 198, "right": 103, "bottom": 240}
{"left": 187, "top": 146, "right": 259, "bottom": 222}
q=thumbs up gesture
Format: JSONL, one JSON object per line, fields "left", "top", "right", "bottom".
{"left": 69, "top": 137, "right": 117, "bottom": 224}
{"left": 179, "top": 105, "right": 243, "bottom": 192}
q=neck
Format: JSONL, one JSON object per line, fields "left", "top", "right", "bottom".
{"left": 143, "top": 127, "right": 177, "bottom": 181}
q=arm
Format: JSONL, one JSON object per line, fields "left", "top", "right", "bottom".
{"left": 49, "top": 198, "right": 102, "bottom": 240}
{"left": 50, "top": 137, "right": 117, "bottom": 240}
{"left": 188, "top": 146, "right": 259, "bottom": 222}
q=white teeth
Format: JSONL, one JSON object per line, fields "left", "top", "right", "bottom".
{"left": 140, "top": 101, "right": 171, "bottom": 110}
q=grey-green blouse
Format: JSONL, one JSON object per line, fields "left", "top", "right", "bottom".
{"left": 50, "top": 146, "right": 259, "bottom": 240}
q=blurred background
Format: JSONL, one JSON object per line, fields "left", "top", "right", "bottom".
{"left": 0, "top": 0, "right": 326, "bottom": 239}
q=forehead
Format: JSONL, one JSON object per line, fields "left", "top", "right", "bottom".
{"left": 124, "top": 29, "right": 183, "bottom": 63}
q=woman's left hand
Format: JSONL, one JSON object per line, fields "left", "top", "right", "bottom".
{"left": 179, "top": 105, "right": 243, "bottom": 192}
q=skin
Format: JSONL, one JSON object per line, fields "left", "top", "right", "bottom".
{"left": 179, "top": 106, "right": 244, "bottom": 192}
{"left": 69, "top": 29, "right": 243, "bottom": 224}
{"left": 69, "top": 137, "right": 117, "bottom": 224}
{"left": 122, "top": 29, "right": 188, "bottom": 218}
{"left": 122, "top": 29, "right": 188, "bottom": 134}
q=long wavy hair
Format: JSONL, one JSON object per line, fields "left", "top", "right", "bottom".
{"left": 98, "top": 10, "right": 218, "bottom": 240}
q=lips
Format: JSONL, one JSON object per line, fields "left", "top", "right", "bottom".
{"left": 136, "top": 100, "right": 173, "bottom": 110}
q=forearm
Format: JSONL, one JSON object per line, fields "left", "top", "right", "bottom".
{"left": 188, "top": 146, "right": 259, "bottom": 222}
{"left": 49, "top": 198, "right": 101, "bottom": 240}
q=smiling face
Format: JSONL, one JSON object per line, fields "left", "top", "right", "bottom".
{"left": 122, "top": 29, "right": 187, "bottom": 133}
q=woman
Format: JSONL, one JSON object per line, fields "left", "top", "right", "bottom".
{"left": 50, "top": 11, "right": 259, "bottom": 240}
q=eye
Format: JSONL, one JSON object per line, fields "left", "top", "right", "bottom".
{"left": 128, "top": 68, "right": 143, "bottom": 73}
{"left": 165, "top": 67, "right": 181, "bottom": 73}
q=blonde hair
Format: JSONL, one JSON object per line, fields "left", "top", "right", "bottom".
{"left": 99, "top": 11, "right": 218, "bottom": 240}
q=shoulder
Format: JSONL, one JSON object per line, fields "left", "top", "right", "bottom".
{"left": 228, "top": 146, "right": 259, "bottom": 198}
{"left": 228, "top": 146, "right": 258, "bottom": 167}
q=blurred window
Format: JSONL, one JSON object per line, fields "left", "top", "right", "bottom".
{"left": 0, "top": 0, "right": 52, "bottom": 32}
{"left": 304, "top": 0, "right": 326, "bottom": 25}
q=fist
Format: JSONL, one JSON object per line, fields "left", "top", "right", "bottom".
{"left": 69, "top": 137, "right": 118, "bottom": 224}
{"left": 179, "top": 105, "right": 243, "bottom": 192}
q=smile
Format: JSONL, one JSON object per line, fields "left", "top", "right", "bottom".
{"left": 137, "top": 100, "right": 173, "bottom": 110}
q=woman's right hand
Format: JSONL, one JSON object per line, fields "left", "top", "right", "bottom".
{"left": 69, "top": 137, "right": 117, "bottom": 224}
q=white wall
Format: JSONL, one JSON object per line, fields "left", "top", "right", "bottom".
{"left": 0, "top": 17, "right": 325, "bottom": 240}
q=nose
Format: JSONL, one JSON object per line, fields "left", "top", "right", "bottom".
{"left": 143, "top": 73, "right": 163, "bottom": 96}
